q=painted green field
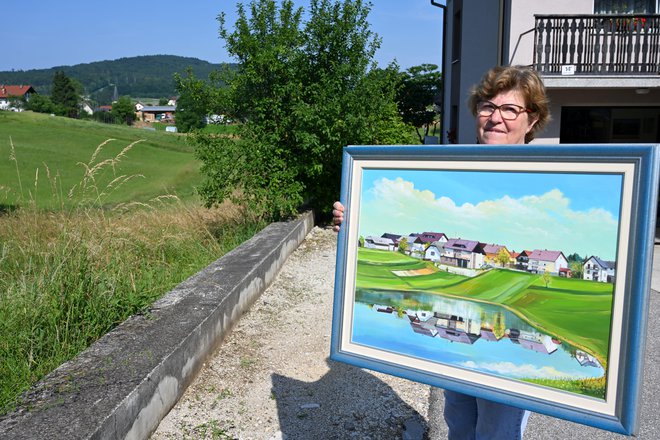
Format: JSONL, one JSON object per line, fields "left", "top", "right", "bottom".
{"left": 356, "top": 248, "right": 613, "bottom": 362}
{"left": 0, "top": 111, "right": 201, "bottom": 209}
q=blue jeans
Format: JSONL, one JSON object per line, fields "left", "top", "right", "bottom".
{"left": 443, "top": 390, "right": 530, "bottom": 440}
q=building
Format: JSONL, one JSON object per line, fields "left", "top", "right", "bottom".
{"left": 435, "top": 0, "right": 660, "bottom": 145}
{"left": 441, "top": 238, "right": 485, "bottom": 269}
{"left": 527, "top": 249, "right": 569, "bottom": 275}
{"left": 137, "top": 105, "right": 176, "bottom": 123}
{"left": 583, "top": 255, "right": 616, "bottom": 282}
{"left": 0, "top": 85, "right": 36, "bottom": 110}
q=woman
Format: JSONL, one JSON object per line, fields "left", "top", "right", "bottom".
{"left": 333, "top": 65, "right": 551, "bottom": 439}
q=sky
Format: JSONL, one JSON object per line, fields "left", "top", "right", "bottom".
{"left": 358, "top": 169, "right": 623, "bottom": 261}
{"left": 0, "top": 0, "right": 444, "bottom": 72}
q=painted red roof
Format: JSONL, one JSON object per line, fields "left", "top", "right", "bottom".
{"left": 0, "top": 85, "right": 35, "bottom": 98}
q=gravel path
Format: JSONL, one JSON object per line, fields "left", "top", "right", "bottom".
{"left": 151, "top": 226, "right": 432, "bottom": 440}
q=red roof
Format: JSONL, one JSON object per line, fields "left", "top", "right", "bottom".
{"left": 0, "top": 85, "right": 36, "bottom": 98}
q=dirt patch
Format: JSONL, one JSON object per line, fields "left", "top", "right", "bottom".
{"left": 392, "top": 267, "right": 436, "bottom": 277}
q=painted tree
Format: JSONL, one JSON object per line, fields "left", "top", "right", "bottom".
{"left": 570, "top": 260, "right": 584, "bottom": 279}
{"left": 495, "top": 248, "right": 510, "bottom": 267}
{"left": 542, "top": 269, "right": 551, "bottom": 287}
{"left": 398, "top": 237, "right": 408, "bottom": 254}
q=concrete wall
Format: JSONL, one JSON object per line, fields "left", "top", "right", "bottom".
{"left": 0, "top": 212, "right": 314, "bottom": 440}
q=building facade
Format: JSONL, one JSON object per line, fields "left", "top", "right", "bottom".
{"left": 437, "top": 0, "right": 660, "bottom": 145}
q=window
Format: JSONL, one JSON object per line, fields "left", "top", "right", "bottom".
{"left": 595, "top": 0, "right": 657, "bottom": 13}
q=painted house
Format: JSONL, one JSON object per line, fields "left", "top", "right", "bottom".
{"left": 440, "top": 238, "right": 485, "bottom": 269}
{"left": 527, "top": 249, "right": 569, "bottom": 275}
{"left": 434, "top": 0, "right": 660, "bottom": 146}
{"left": 434, "top": 313, "right": 482, "bottom": 345}
{"left": 407, "top": 231, "right": 448, "bottom": 258}
{"left": 508, "top": 329, "right": 561, "bottom": 354}
{"left": 364, "top": 236, "right": 396, "bottom": 251}
{"left": 481, "top": 243, "right": 511, "bottom": 267}
{"left": 0, "top": 85, "right": 36, "bottom": 110}
{"left": 583, "top": 255, "right": 616, "bottom": 282}
{"left": 514, "top": 250, "right": 531, "bottom": 271}
{"left": 424, "top": 242, "right": 445, "bottom": 262}
{"left": 380, "top": 233, "right": 403, "bottom": 249}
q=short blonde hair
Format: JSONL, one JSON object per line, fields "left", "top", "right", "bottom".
{"left": 468, "top": 65, "right": 551, "bottom": 143}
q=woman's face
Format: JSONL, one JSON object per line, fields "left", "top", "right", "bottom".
{"left": 476, "top": 89, "right": 538, "bottom": 145}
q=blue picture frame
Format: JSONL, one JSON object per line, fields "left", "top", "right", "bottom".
{"left": 330, "top": 144, "right": 659, "bottom": 435}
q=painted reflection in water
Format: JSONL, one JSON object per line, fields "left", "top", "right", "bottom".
{"left": 352, "top": 289, "right": 605, "bottom": 396}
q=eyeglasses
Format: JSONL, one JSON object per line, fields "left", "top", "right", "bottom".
{"left": 476, "top": 101, "right": 532, "bottom": 120}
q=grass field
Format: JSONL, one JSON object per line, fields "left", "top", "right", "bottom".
{"left": 0, "top": 111, "right": 264, "bottom": 415}
{"left": 356, "top": 248, "right": 613, "bottom": 362}
{"left": 0, "top": 111, "right": 202, "bottom": 209}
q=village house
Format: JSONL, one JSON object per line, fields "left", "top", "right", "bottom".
{"left": 363, "top": 236, "right": 396, "bottom": 251}
{"left": 512, "top": 250, "right": 531, "bottom": 271}
{"left": 137, "top": 105, "right": 176, "bottom": 123}
{"left": 440, "top": 238, "right": 485, "bottom": 269}
{"left": 481, "top": 243, "right": 511, "bottom": 267}
{"left": 407, "top": 231, "right": 448, "bottom": 258}
{"left": 0, "top": 84, "right": 36, "bottom": 110}
{"left": 526, "top": 249, "right": 569, "bottom": 275}
{"left": 583, "top": 256, "right": 616, "bottom": 283}
{"left": 424, "top": 242, "right": 444, "bottom": 262}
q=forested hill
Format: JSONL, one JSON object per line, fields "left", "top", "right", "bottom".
{"left": 0, "top": 55, "right": 230, "bottom": 102}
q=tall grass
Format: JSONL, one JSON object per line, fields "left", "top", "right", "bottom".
{"left": 0, "top": 139, "right": 263, "bottom": 415}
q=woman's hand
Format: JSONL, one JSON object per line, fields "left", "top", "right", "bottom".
{"left": 332, "top": 201, "right": 344, "bottom": 233}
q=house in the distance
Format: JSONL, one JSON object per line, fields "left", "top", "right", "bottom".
{"left": 137, "top": 105, "right": 176, "bottom": 123}
{"left": 481, "top": 243, "right": 511, "bottom": 267}
{"left": 583, "top": 256, "right": 616, "bottom": 283}
{"left": 408, "top": 232, "right": 448, "bottom": 258}
{"left": 527, "top": 249, "right": 569, "bottom": 275}
{"left": 0, "top": 84, "right": 36, "bottom": 110}
{"left": 440, "top": 238, "right": 485, "bottom": 269}
{"left": 364, "top": 236, "right": 396, "bottom": 251}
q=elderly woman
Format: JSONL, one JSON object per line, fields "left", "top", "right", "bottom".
{"left": 333, "top": 65, "right": 551, "bottom": 439}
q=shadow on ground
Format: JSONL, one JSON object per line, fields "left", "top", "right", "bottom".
{"left": 272, "top": 359, "right": 428, "bottom": 440}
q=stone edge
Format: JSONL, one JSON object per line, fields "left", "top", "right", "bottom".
{"left": 0, "top": 211, "right": 315, "bottom": 440}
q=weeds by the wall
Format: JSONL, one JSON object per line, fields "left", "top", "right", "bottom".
{"left": 0, "top": 139, "right": 263, "bottom": 414}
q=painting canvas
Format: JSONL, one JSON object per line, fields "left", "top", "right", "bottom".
{"left": 330, "top": 144, "right": 659, "bottom": 435}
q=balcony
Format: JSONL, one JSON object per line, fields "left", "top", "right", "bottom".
{"left": 534, "top": 14, "right": 660, "bottom": 75}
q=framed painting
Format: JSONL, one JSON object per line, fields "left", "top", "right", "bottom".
{"left": 330, "top": 144, "right": 659, "bottom": 435}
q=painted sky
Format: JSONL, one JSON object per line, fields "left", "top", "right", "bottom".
{"left": 0, "top": 0, "right": 443, "bottom": 72}
{"left": 358, "top": 169, "right": 623, "bottom": 261}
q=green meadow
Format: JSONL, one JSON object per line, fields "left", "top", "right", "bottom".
{"left": 356, "top": 248, "right": 613, "bottom": 364}
{"left": 0, "top": 111, "right": 202, "bottom": 209}
{"left": 0, "top": 111, "right": 263, "bottom": 415}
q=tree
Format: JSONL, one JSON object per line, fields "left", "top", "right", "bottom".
{"left": 158, "top": 97, "right": 169, "bottom": 106}
{"left": 541, "top": 269, "right": 551, "bottom": 287}
{"left": 26, "top": 94, "right": 56, "bottom": 114}
{"left": 111, "top": 96, "right": 136, "bottom": 125}
{"left": 358, "top": 235, "right": 365, "bottom": 247}
{"left": 570, "top": 261, "right": 584, "bottom": 279}
{"left": 192, "top": 0, "right": 414, "bottom": 221}
{"left": 398, "top": 237, "right": 408, "bottom": 254}
{"left": 495, "top": 248, "right": 510, "bottom": 267}
{"left": 174, "top": 69, "right": 216, "bottom": 133}
{"left": 50, "top": 71, "right": 80, "bottom": 118}
{"left": 396, "top": 64, "right": 441, "bottom": 143}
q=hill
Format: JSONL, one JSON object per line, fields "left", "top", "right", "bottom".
{"left": 0, "top": 110, "right": 202, "bottom": 210}
{"left": 0, "top": 55, "right": 231, "bottom": 104}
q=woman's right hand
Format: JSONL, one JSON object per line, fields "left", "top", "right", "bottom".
{"left": 332, "top": 201, "right": 344, "bottom": 233}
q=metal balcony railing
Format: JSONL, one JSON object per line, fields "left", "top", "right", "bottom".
{"left": 534, "top": 14, "right": 660, "bottom": 75}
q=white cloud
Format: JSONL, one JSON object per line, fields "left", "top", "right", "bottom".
{"left": 359, "top": 177, "right": 619, "bottom": 260}
{"left": 460, "top": 361, "right": 577, "bottom": 379}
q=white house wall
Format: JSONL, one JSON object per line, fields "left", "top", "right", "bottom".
{"left": 506, "top": 0, "right": 594, "bottom": 67}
